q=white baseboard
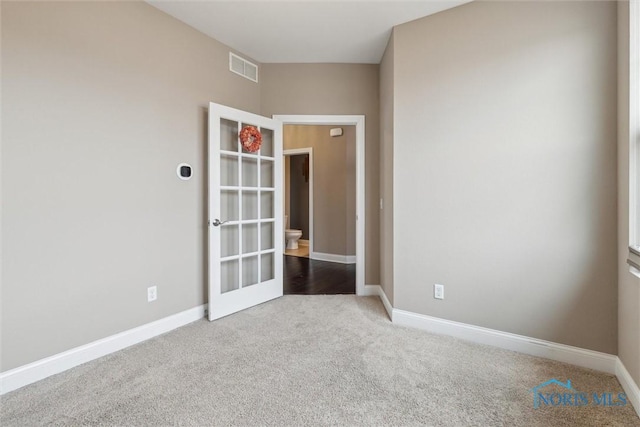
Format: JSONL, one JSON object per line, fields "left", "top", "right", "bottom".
{"left": 4, "top": 298, "right": 639, "bottom": 420}
{"left": 378, "top": 289, "right": 393, "bottom": 321}
{"left": 616, "top": 358, "right": 640, "bottom": 417}
{"left": 310, "top": 251, "right": 356, "bottom": 264}
{"left": 394, "top": 305, "right": 640, "bottom": 416}
{"left": 374, "top": 295, "right": 640, "bottom": 417}
{"left": 360, "top": 284, "right": 379, "bottom": 296}
{"left": 393, "top": 309, "right": 618, "bottom": 374}
{"left": 0, "top": 304, "right": 207, "bottom": 395}
{"left": 362, "top": 284, "right": 393, "bottom": 320}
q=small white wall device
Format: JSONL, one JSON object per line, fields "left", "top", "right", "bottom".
{"left": 177, "top": 163, "right": 192, "bottom": 180}
{"left": 330, "top": 128, "right": 343, "bottom": 137}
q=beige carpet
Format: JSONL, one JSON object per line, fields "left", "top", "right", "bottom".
{"left": 1, "top": 296, "right": 639, "bottom": 426}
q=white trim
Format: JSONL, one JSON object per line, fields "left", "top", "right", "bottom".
{"left": 310, "top": 251, "right": 356, "bottom": 264}
{"left": 378, "top": 288, "right": 393, "bottom": 320}
{"left": 284, "top": 148, "right": 313, "bottom": 255}
{"left": 369, "top": 291, "right": 638, "bottom": 415}
{"left": 362, "top": 284, "right": 393, "bottom": 320}
{"left": 3, "top": 300, "right": 638, "bottom": 418}
{"left": 0, "top": 304, "right": 207, "bottom": 395}
{"left": 630, "top": 0, "right": 639, "bottom": 250}
{"left": 360, "top": 284, "right": 379, "bottom": 296}
{"left": 393, "top": 309, "right": 618, "bottom": 374}
{"left": 274, "top": 115, "right": 366, "bottom": 296}
{"left": 616, "top": 358, "right": 640, "bottom": 417}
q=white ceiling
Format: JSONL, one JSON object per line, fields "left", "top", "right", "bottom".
{"left": 147, "top": 1, "right": 471, "bottom": 64}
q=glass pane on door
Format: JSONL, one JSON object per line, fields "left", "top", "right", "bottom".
{"left": 221, "top": 191, "right": 239, "bottom": 221}
{"left": 242, "top": 223, "right": 258, "bottom": 254}
{"left": 221, "top": 225, "right": 239, "bottom": 257}
{"left": 261, "top": 253, "right": 274, "bottom": 281}
{"left": 221, "top": 155, "right": 238, "bottom": 186}
{"left": 242, "top": 191, "right": 258, "bottom": 220}
{"left": 221, "top": 259, "right": 239, "bottom": 293}
{"left": 220, "top": 119, "right": 239, "bottom": 152}
{"left": 260, "top": 192, "right": 274, "bottom": 219}
{"left": 260, "top": 222, "right": 274, "bottom": 251}
{"left": 242, "top": 158, "right": 258, "bottom": 187}
{"left": 260, "top": 128, "right": 274, "bottom": 157}
{"left": 242, "top": 256, "right": 259, "bottom": 287}
{"left": 261, "top": 160, "right": 274, "bottom": 188}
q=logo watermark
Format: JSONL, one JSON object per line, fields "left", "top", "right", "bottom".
{"left": 530, "top": 379, "right": 627, "bottom": 409}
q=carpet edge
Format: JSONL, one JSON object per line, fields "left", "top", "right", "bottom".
{"left": 392, "top": 308, "right": 618, "bottom": 374}
{"left": 0, "top": 304, "right": 207, "bottom": 395}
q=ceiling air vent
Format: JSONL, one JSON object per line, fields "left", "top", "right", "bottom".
{"left": 229, "top": 52, "right": 258, "bottom": 83}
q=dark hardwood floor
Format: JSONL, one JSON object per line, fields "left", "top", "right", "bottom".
{"left": 283, "top": 255, "right": 355, "bottom": 295}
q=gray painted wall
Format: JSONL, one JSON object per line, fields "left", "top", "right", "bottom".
{"left": 284, "top": 125, "right": 356, "bottom": 256}
{"left": 1, "top": 1, "right": 262, "bottom": 371}
{"left": 392, "top": 1, "right": 618, "bottom": 353}
{"left": 261, "top": 64, "right": 380, "bottom": 283}
{"left": 617, "top": 1, "right": 640, "bottom": 386}
{"left": 3, "top": 0, "right": 634, "bottom": 384}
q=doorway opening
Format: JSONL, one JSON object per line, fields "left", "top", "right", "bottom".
{"left": 275, "top": 115, "right": 365, "bottom": 295}
{"left": 284, "top": 149, "right": 313, "bottom": 259}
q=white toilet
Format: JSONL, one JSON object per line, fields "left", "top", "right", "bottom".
{"left": 284, "top": 215, "right": 303, "bottom": 250}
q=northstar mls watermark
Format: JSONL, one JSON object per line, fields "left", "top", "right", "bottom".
{"left": 531, "top": 379, "right": 627, "bottom": 409}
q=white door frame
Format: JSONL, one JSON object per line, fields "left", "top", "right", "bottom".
{"left": 284, "top": 148, "right": 314, "bottom": 254}
{"left": 274, "top": 115, "right": 365, "bottom": 296}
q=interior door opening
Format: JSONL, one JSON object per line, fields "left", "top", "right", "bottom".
{"left": 284, "top": 150, "right": 312, "bottom": 260}
{"left": 275, "top": 115, "right": 366, "bottom": 296}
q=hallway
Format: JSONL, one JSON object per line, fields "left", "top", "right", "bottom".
{"left": 283, "top": 256, "right": 355, "bottom": 295}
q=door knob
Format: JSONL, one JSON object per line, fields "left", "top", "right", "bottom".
{"left": 211, "top": 219, "right": 228, "bottom": 227}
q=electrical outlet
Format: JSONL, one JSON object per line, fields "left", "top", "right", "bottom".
{"left": 434, "top": 284, "right": 444, "bottom": 300}
{"left": 147, "top": 286, "right": 157, "bottom": 302}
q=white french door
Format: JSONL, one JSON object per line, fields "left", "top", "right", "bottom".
{"left": 208, "top": 103, "right": 283, "bottom": 321}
